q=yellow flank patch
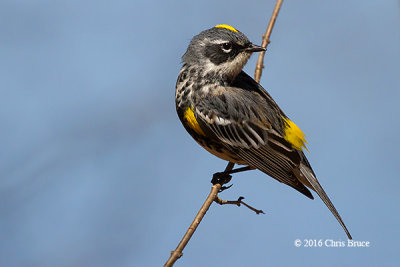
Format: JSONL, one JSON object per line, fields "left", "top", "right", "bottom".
{"left": 184, "top": 107, "right": 206, "bottom": 136}
{"left": 215, "top": 24, "right": 238, "bottom": 32}
{"left": 283, "top": 117, "right": 309, "bottom": 151}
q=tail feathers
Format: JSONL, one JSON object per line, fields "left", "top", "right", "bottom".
{"left": 299, "top": 164, "right": 352, "bottom": 240}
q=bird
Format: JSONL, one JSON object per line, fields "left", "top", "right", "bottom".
{"left": 175, "top": 24, "right": 352, "bottom": 239}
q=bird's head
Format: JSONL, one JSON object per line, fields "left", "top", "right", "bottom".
{"left": 182, "top": 25, "right": 265, "bottom": 80}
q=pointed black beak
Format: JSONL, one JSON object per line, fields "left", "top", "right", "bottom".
{"left": 245, "top": 43, "right": 266, "bottom": 52}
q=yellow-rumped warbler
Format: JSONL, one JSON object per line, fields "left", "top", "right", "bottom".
{"left": 175, "top": 24, "right": 351, "bottom": 239}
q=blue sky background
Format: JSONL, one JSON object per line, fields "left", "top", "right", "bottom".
{"left": 1, "top": 1, "right": 399, "bottom": 266}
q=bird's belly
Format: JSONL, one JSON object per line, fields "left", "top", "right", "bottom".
{"left": 194, "top": 136, "right": 247, "bottom": 165}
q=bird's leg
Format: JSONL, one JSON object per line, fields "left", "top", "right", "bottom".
{"left": 211, "top": 165, "right": 255, "bottom": 191}
{"left": 214, "top": 166, "right": 254, "bottom": 178}
{"left": 227, "top": 166, "right": 254, "bottom": 175}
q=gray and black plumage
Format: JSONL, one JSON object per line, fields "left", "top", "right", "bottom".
{"left": 175, "top": 25, "right": 352, "bottom": 239}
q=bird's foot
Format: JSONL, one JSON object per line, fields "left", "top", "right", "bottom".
{"left": 211, "top": 171, "right": 233, "bottom": 192}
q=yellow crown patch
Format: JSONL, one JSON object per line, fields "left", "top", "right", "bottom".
{"left": 215, "top": 24, "right": 238, "bottom": 32}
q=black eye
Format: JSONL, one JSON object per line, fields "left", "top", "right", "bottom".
{"left": 221, "top": 42, "right": 232, "bottom": 52}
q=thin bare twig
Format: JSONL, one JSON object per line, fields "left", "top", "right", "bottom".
{"left": 214, "top": 196, "right": 265, "bottom": 215}
{"left": 254, "top": 0, "right": 284, "bottom": 83}
{"left": 164, "top": 162, "right": 234, "bottom": 267}
{"left": 165, "top": 1, "right": 283, "bottom": 265}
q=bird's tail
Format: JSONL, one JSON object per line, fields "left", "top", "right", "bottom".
{"left": 298, "top": 164, "right": 352, "bottom": 240}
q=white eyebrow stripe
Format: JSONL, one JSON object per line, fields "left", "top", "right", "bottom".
{"left": 209, "top": 39, "right": 229, "bottom": 45}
